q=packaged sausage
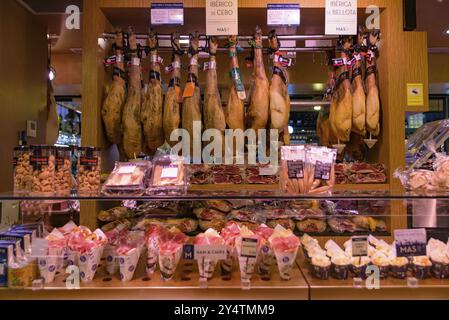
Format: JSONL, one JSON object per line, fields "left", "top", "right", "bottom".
{"left": 147, "top": 155, "right": 187, "bottom": 195}
{"left": 77, "top": 147, "right": 101, "bottom": 195}
{"left": 280, "top": 146, "right": 306, "bottom": 194}
{"left": 102, "top": 160, "right": 152, "bottom": 196}
{"left": 13, "top": 146, "right": 32, "bottom": 194}
{"left": 305, "top": 146, "right": 337, "bottom": 195}
{"left": 30, "top": 145, "right": 56, "bottom": 195}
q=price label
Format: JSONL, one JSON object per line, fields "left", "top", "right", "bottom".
{"left": 117, "top": 166, "right": 137, "bottom": 174}
{"left": 151, "top": 3, "right": 184, "bottom": 25}
{"left": 394, "top": 228, "right": 427, "bottom": 257}
{"left": 194, "top": 245, "right": 227, "bottom": 260}
{"left": 267, "top": 4, "right": 300, "bottom": 26}
{"left": 240, "top": 238, "right": 258, "bottom": 258}
{"left": 161, "top": 166, "right": 178, "bottom": 178}
{"left": 351, "top": 236, "right": 368, "bottom": 257}
{"left": 325, "top": 0, "right": 358, "bottom": 35}
{"left": 206, "top": 0, "right": 238, "bottom": 35}
{"left": 183, "top": 244, "right": 194, "bottom": 260}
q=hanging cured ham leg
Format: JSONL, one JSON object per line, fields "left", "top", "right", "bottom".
{"left": 351, "top": 27, "right": 367, "bottom": 136}
{"left": 268, "top": 29, "right": 290, "bottom": 145}
{"left": 141, "top": 29, "right": 164, "bottom": 155}
{"left": 246, "top": 26, "right": 269, "bottom": 143}
{"left": 366, "top": 30, "right": 381, "bottom": 137}
{"left": 101, "top": 28, "right": 126, "bottom": 145}
{"left": 182, "top": 32, "right": 203, "bottom": 158}
{"left": 163, "top": 32, "right": 183, "bottom": 147}
{"left": 329, "top": 37, "right": 353, "bottom": 143}
{"left": 122, "top": 27, "right": 143, "bottom": 159}
{"left": 203, "top": 36, "right": 226, "bottom": 159}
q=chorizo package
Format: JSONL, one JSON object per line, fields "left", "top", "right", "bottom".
{"left": 147, "top": 155, "right": 187, "bottom": 195}
{"left": 280, "top": 146, "right": 306, "bottom": 194}
{"left": 280, "top": 146, "right": 337, "bottom": 195}
{"left": 305, "top": 146, "right": 337, "bottom": 194}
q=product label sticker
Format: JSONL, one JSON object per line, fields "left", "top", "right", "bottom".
{"left": 117, "top": 165, "right": 137, "bottom": 175}
{"left": 314, "top": 161, "right": 332, "bottom": 180}
{"left": 182, "top": 82, "right": 195, "bottom": 98}
{"left": 325, "top": 0, "right": 357, "bottom": 35}
{"left": 30, "top": 156, "right": 49, "bottom": 167}
{"left": 161, "top": 166, "right": 179, "bottom": 179}
{"left": 394, "top": 228, "right": 427, "bottom": 257}
{"left": 240, "top": 238, "right": 258, "bottom": 258}
{"left": 183, "top": 244, "right": 194, "bottom": 260}
{"left": 151, "top": 3, "right": 184, "bottom": 25}
{"left": 287, "top": 160, "right": 304, "bottom": 179}
{"left": 352, "top": 236, "right": 368, "bottom": 257}
{"left": 79, "top": 157, "right": 98, "bottom": 167}
{"left": 194, "top": 245, "right": 227, "bottom": 260}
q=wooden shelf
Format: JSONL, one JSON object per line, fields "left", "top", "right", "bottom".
{"left": 190, "top": 183, "right": 390, "bottom": 192}
{"left": 297, "top": 252, "right": 449, "bottom": 300}
{"left": 0, "top": 257, "right": 309, "bottom": 300}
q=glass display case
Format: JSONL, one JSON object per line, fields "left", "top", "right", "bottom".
{"left": 1, "top": 189, "right": 449, "bottom": 300}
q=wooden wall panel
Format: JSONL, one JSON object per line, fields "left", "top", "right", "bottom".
{"left": 429, "top": 53, "right": 449, "bottom": 83}
{"left": 0, "top": 0, "right": 48, "bottom": 192}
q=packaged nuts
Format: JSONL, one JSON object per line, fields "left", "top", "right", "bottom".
{"left": 54, "top": 146, "right": 73, "bottom": 195}
{"left": 13, "top": 146, "right": 32, "bottom": 194}
{"left": 77, "top": 147, "right": 101, "bottom": 195}
{"left": 30, "top": 145, "right": 56, "bottom": 195}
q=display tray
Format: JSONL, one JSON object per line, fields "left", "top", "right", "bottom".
{"left": 297, "top": 252, "right": 449, "bottom": 300}
{"left": 4, "top": 187, "right": 449, "bottom": 201}
{"left": 0, "top": 258, "right": 309, "bottom": 300}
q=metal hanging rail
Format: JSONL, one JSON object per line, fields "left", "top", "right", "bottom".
{"left": 101, "top": 33, "right": 338, "bottom": 41}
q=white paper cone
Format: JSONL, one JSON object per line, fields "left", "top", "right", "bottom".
{"left": 258, "top": 244, "right": 273, "bottom": 275}
{"left": 78, "top": 246, "right": 102, "bottom": 283}
{"left": 238, "top": 256, "right": 257, "bottom": 280}
{"left": 221, "top": 245, "right": 234, "bottom": 275}
{"left": 37, "top": 247, "right": 59, "bottom": 283}
{"left": 66, "top": 249, "right": 78, "bottom": 267}
{"left": 197, "top": 258, "right": 217, "bottom": 279}
{"left": 104, "top": 244, "right": 118, "bottom": 275}
{"left": 55, "top": 247, "right": 65, "bottom": 272}
{"left": 118, "top": 248, "right": 141, "bottom": 282}
{"left": 158, "top": 247, "right": 181, "bottom": 281}
{"left": 146, "top": 246, "right": 158, "bottom": 274}
{"left": 274, "top": 248, "right": 298, "bottom": 280}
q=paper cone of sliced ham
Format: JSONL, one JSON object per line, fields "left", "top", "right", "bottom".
{"left": 58, "top": 221, "right": 77, "bottom": 269}
{"left": 68, "top": 227, "right": 108, "bottom": 282}
{"left": 269, "top": 225, "right": 300, "bottom": 280}
{"left": 116, "top": 231, "right": 145, "bottom": 281}
{"left": 254, "top": 224, "right": 275, "bottom": 276}
{"left": 145, "top": 225, "right": 169, "bottom": 274}
{"left": 158, "top": 228, "right": 188, "bottom": 280}
{"left": 194, "top": 228, "right": 225, "bottom": 279}
{"left": 235, "top": 226, "right": 261, "bottom": 281}
{"left": 39, "top": 228, "right": 66, "bottom": 282}
{"left": 220, "top": 222, "right": 241, "bottom": 275}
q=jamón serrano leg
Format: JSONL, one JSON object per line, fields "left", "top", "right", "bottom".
{"left": 163, "top": 32, "right": 183, "bottom": 147}
{"left": 203, "top": 36, "right": 226, "bottom": 158}
{"left": 246, "top": 26, "right": 269, "bottom": 140}
{"left": 122, "top": 28, "right": 143, "bottom": 159}
{"left": 102, "top": 28, "right": 126, "bottom": 145}
{"left": 141, "top": 29, "right": 164, "bottom": 155}
{"left": 365, "top": 30, "right": 380, "bottom": 137}
{"left": 352, "top": 27, "right": 367, "bottom": 136}
{"left": 329, "top": 37, "right": 353, "bottom": 142}
{"left": 182, "top": 32, "right": 203, "bottom": 157}
{"left": 268, "top": 30, "right": 290, "bottom": 144}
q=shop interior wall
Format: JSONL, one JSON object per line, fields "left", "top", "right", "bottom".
{"left": 428, "top": 53, "right": 449, "bottom": 83}
{"left": 52, "top": 53, "right": 82, "bottom": 96}
{"left": 0, "top": 0, "right": 48, "bottom": 192}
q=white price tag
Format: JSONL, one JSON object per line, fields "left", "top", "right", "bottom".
{"left": 351, "top": 236, "right": 368, "bottom": 257}
{"left": 240, "top": 238, "right": 258, "bottom": 258}
{"left": 325, "top": 0, "right": 357, "bottom": 35}
{"left": 161, "top": 166, "right": 178, "bottom": 179}
{"left": 206, "top": 0, "right": 238, "bottom": 35}
{"left": 117, "top": 166, "right": 137, "bottom": 174}
{"left": 194, "top": 245, "right": 227, "bottom": 260}
{"left": 151, "top": 3, "right": 184, "bottom": 25}
{"left": 30, "top": 238, "right": 48, "bottom": 258}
